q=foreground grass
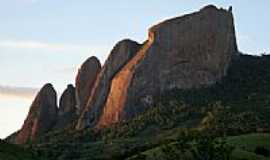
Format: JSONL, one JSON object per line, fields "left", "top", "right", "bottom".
{"left": 228, "top": 133, "right": 270, "bottom": 160}
{"left": 127, "top": 133, "right": 270, "bottom": 160}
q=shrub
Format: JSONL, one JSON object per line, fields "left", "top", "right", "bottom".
{"left": 254, "top": 146, "right": 270, "bottom": 157}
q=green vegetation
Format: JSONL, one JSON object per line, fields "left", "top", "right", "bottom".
{"left": 94, "top": 55, "right": 269, "bottom": 140}
{"left": 128, "top": 130, "right": 235, "bottom": 160}
{"left": 0, "top": 139, "right": 45, "bottom": 160}
{"left": 2, "top": 54, "right": 270, "bottom": 159}
{"left": 128, "top": 133, "right": 270, "bottom": 160}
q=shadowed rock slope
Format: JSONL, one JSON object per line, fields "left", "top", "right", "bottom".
{"left": 77, "top": 39, "right": 142, "bottom": 129}
{"left": 54, "top": 84, "right": 77, "bottom": 129}
{"left": 10, "top": 57, "right": 102, "bottom": 144}
{"left": 4, "top": 5, "right": 270, "bottom": 160}
{"left": 75, "top": 56, "right": 101, "bottom": 111}
{"left": 77, "top": 5, "right": 238, "bottom": 129}
{"left": 10, "top": 5, "right": 239, "bottom": 144}
{"left": 15, "top": 83, "right": 58, "bottom": 144}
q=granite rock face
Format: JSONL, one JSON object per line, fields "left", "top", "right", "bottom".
{"left": 77, "top": 5, "right": 238, "bottom": 128}
{"left": 15, "top": 84, "right": 58, "bottom": 144}
{"left": 75, "top": 56, "right": 101, "bottom": 111}
{"left": 76, "top": 39, "right": 141, "bottom": 129}
{"left": 55, "top": 84, "right": 77, "bottom": 129}
{"left": 11, "top": 5, "right": 239, "bottom": 141}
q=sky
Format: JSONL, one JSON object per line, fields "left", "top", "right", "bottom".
{"left": 0, "top": 0, "right": 269, "bottom": 139}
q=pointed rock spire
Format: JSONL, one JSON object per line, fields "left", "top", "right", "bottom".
{"left": 15, "top": 83, "right": 58, "bottom": 144}
{"left": 75, "top": 56, "right": 101, "bottom": 111}
{"left": 54, "top": 84, "right": 77, "bottom": 129}
{"left": 78, "top": 5, "right": 239, "bottom": 128}
{"left": 76, "top": 39, "right": 141, "bottom": 129}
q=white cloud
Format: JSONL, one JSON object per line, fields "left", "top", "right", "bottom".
{"left": 0, "top": 40, "right": 92, "bottom": 51}
{"left": 0, "top": 85, "right": 38, "bottom": 100}
{"left": 0, "top": 40, "right": 111, "bottom": 63}
{"left": 56, "top": 66, "right": 78, "bottom": 73}
{"left": 0, "top": 98, "right": 31, "bottom": 139}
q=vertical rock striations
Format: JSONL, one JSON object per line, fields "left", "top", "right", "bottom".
{"left": 10, "top": 5, "right": 239, "bottom": 142}
{"left": 77, "top": 5, "right": 238, "bottom": 128}
{"left": 77, "top": 39, "right": 141, "bottom": 129}
{"left": 75, "top": 56, "right": 101, "bottom": 111}
{"left": 15, "top": 83, "right": 58, "bottom": 144}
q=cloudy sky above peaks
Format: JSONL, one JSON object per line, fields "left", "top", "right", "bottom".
{"left": 0, "top": 0, "right": 270, "bottom": 138}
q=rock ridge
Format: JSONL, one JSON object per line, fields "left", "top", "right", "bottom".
{"left": 76, "top": 39, "right": 142, "bottom": 129}
{"left": 75, "top": 56, "right": 101, "bottom": 111}
{"left": 15, "top": 83, "right": 58, "bottom": 144}
{"left": 54, "top": 84, "right": 77, "bottom": 129}
{"left": 11, "top": 5, "right": 239, "bottom": 143}
{"left": 79, "top": 5, "right": 238, "bottom": 128}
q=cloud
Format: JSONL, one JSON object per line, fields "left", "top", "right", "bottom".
{"left": 56, "top": 66, "right": 78, "bottom": 74}
{"left": 0, "top": 40, "right": 93, "bottom": 51}
{"left": 0, "top": 40, "right": 111, "bottom": 62}
{"left": 0, "top": 85, "right": 38, "bottom": 100}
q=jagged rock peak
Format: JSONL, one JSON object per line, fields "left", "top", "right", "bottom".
{"left": 81, "top": 56, "right": 101, "bottom": 69}
{"left": 200, "top": 4, "right": 218, "bottom": 10}
{"left": 75, "top": 56, "right": 101, "bottom": 111}
{"left": 89, "top": 5, "right": 238, "bottom": 128}
{"left": 149, "top": 5, "right": 236, "bottom": 44}
{"left": 59, "top": 84, "right": 76, "bottom": 115}
{"left": 112, "top": 39, "right": 140, "bottom": 50}
{"left": 54, "top": 84, "right": 77, "bottom": 129}
{"left": 103, "top": 39, "right": 141, "bottom": 76}
{"left": 15, "top": 83, "right": 58, "bottom": 144}
{"left": 76, "top": 39, "right": 142, "bottom": 129}
{"left": 31, "top": 83, "right": 57, "bottom": 107}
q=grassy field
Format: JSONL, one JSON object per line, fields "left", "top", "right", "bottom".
{"left": 228, "top": 133, "right": 270, "bottom": 160}
{"left": 126, "top": 133, "right": 270, "bottom": 160}
{"left": 2, "top": 133, "right": 269, "bottom": 160}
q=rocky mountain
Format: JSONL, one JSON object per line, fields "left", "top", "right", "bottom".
{"left": 11, "top": 5, "right": 239, "bottom": 144}
{"left": 15, "top": 83, "right": 58, "bottom": 144}
{"left": 77, "top": 5, "right": 238, "bottom": 129}
{"left": 54, "top": 84, "right": 77, "bottom": 129}
{"left": 77, "top": 39, "right": 142, "bottom": 129}
{"left": 75, "top": 56, "right": 101, "bottom": 111}
{"left": 11, "top": 40, "right": 142, "bottom": 144}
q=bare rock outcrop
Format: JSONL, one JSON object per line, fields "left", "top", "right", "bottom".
{"left": 11, "top": 5, "right": 239, "bottom": 139}
{"left": 15, "top": 83, "right": 58, "bottom": 144}
{"left": 75, "top": 56, "right": 101, "bottom": 111}
{"left": 77, "top": 5, "right": 238, "bottom": 128}
{"left": 76, "top": 39, "right": 141, "bottom": 129}
{"left": 54, "top": 84, "right": 77, "bottom": 129}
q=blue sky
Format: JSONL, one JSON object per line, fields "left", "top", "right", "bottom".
{"left": 0, "top": 0, "right": 269, "bottom": 138}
